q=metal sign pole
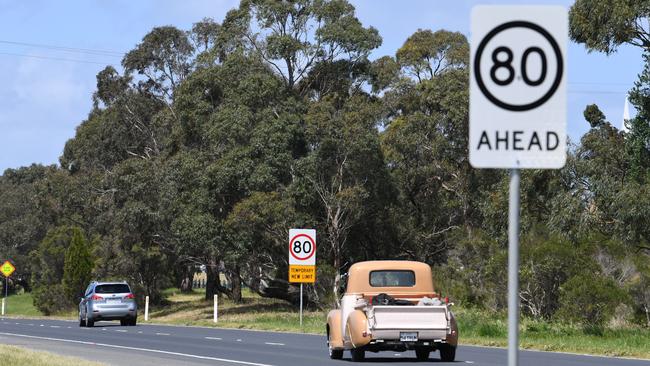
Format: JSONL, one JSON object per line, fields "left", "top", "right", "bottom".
{"left": 508, "top": 169, "right": 520, "bottom": 366}
{"left": 299, "top": 283, "right": 303, "bottom": 330}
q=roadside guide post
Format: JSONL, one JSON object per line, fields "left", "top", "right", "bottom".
{"left": 288, "top": 228, "right": 316, "bottom": 330}
{"left": 144, "top": 295, "right": 150, "bottom": 321}
{"left": 469, "top": 6, "right": 567, "bottom": 366}
{"left": 1, "top": 260, "right": 16, "bottom": 316}
{"left": 214, "top": 294, "right": 218, "bottom": 323}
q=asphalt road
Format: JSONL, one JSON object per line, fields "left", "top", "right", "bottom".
{"left": 1, "top": 317, "right": 648, "bottom": 366}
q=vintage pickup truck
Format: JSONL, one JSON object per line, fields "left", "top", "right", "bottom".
{"left": 326, "top": 260, "right": 458, "bottom": 362}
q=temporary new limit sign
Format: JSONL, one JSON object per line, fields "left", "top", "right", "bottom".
{"left": 288, "top": 228, "right": 316, "bottom": 283}
{"left": 470, "top": 6, "right": 567, "bottom": 169}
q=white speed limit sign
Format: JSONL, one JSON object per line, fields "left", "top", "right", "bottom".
{"left": 469, "top": 6, "right": 567, "bottom": 169}
{"left": 288, "top": 228, "right": 316, "bottom": 266}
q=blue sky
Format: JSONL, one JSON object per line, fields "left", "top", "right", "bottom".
{"left": 0, "top": 0, "right": 642, "bottom": 172}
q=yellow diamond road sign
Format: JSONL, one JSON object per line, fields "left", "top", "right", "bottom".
{"left": 1, "top": 261, "right": 15, "bottom": 278}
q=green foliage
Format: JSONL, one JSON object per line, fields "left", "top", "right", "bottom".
{"left": 557, "top": 272, "right": 629, "bottom": 328}
{"left": 569, "top": 0, "right": 650, "bottom": 54}
{"left": 62, "top": 228, "right": 94, "bottom": 304}
{"left": 31, "top": 226, "right": 75, "bottom": 314}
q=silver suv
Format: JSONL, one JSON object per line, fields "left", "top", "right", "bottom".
{"left": 79, "top": 281, "right": 137, "bottom": 327}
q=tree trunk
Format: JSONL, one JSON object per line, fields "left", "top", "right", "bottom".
{"left": 179, "top": 266, "right": 193, "bottom": 293}
{"left": 333, "top": 251, "right": 341, "bottom": 307}
{"left": 230, "top": 265, "right": 242, "bottom": 303}
{"left": 205, "top": 260, "right": 218, "bottom": 301}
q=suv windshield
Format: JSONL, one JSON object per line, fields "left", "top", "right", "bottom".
{"left": 95, "top": 284, "right": 130, "bottom": 294}
{"left": 369, "top": 270, "right": 415, "bottom": 287}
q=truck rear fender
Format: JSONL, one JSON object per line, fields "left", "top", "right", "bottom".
{"left": 345, "top": 309, "right": 371, "bottom": 348}
{"left": 327, "top": 309, "right": 344, "bottom": 349}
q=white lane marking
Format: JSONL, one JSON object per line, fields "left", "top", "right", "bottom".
{"left": 115, "top": 330, "right": 128, "bottom": 333}
{"left": 102, "top": 328, "right": 108, "bottom": 331}
{"left": 264, "top": 342, "right": 284, "bottom": 346}
{"left": 50, "top": 326, "right": 60, "bottom": 328}
{"left": 67, "top": 326, "right": 71, "bottom": 329}
{"left": 0, "top": 332, "right": 274, "bottom": 366}
{"left": 137, "top": 331, "right": 143, "bottom": 334}
{"left": 27, "top": 324, "right": 34, "bottom": 326}
{"left": 465, "top": 362, "right": 475, "bottom": 364}
{"left": 15, "top": 322, "right": 20, "bottom": 325}
{"left": 394, "top": 353, "right": 401, "bottom": 356}
{"left": 236, "top": 339, "right": 242, "bottom": 342}
{"left": 39, "top": 324, "right": 44, "bottom": 327}
{"left": 205, "top": 337, "right": 222, "bottom": 340}
{"left": 155, "top": 332, "right": 170, "bottom": 336}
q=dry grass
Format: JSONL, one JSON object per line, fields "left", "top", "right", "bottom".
{"left": 148, "top": 288, "right": 324, "bottom": 334}
{"left": 0, "top": 345, "right": 105, "bottom": 366}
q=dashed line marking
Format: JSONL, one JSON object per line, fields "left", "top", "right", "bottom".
{"left": 0, "top": 332, "right": 274, "bottom": 366}
{"left": 465, "top": 362, "right": 475, "bottom": 364}
{"left": 115, "top": 330, "right": 128, "bottom": 333}
{"left": 39, "top": 324, "right": 44, "bottom": 327}
{"left": 137, "top": 331, "right": 143, "bottom": 334}
{"left": 264, "top": 342, "right": 285, "bottom": 346}
{"left": 205, "top": 337, "right": 222, "bottom": 340}
{"left": 236, "top": 339, "right": 242, "bottom": 342}
{"left": 50, "top": 326, "right": 60, "bottom": 328}
{"left": 14, "top": 322, "right": 20, "bottom": 325}
{"left": 156, "top": 332, "right": 170, "bottom": 336}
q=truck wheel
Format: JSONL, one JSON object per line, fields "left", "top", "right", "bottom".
{"left": 439, "top": 345, "right": 456, "bottom": 362}
{"left": 415, "top": 349, "right": 430, "bottom": 361}
{"left": 327, "top": 331, "right": 343, "bottom": 359}
{"left": 351, "top": 348, "right": 365, "bottom": 362}
{"left": 329, "top": 346, "right": 343, "bottom": 360}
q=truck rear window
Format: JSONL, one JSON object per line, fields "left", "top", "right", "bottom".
{"left": 95, "top": 284, "right": 130, "bottom": 294}
{"left": 369, "top": 270, "right": 415, "bottom": 287}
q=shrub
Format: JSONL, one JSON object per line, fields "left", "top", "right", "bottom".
{"left": 62, "top": 228, "right": 94, "bottom": 304}
{"left": 556, "top": 272, "right": 629, "bottom": 329}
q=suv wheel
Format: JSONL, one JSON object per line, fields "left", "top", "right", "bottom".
{"left": 120, "top": 319, "right": 129, "bottom": 326}
{"left": 85, "top": 316, "right": 94, "bottom": 328}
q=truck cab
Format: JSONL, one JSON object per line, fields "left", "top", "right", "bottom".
{"left": 326, "top": 260, "right": 458, "bottom": 362}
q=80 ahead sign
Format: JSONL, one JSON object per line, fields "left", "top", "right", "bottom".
{"left": 469, "top": 6, "right": 567, "bottom": 169}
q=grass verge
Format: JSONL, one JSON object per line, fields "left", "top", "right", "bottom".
{"left": 2, "top": 292, "right": 41, "bottom": 317}
{"left": 0, "top": 344, "right": 105, "bottom": 366}
{"left": 455, "top": 307, "right": 650, "bottom": 359}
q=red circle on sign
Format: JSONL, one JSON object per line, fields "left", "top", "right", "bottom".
{"left": 289, "top": 234, "right": 316, "bottom": 261}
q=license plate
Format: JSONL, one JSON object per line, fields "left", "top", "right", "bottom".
{"left": 400, "top": 332, "right": 418, "bottom": 342}
{"left": 106, "top": 299, "right": 120, "bottom": 305}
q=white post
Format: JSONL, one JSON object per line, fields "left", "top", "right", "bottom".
{"left": 508, "top": 169, "right": 521, "bottom": 366}
{"left": 2, "top": 278, "right": 6, "bottom": 316}
{"left": 299, "top": 283, "right": 303, "bottom": 329}
{"left": 213, "top": 294, "right": 218, "bottom": 323}
{"left": 144, "top": 296, "right": 149, "bottom": 321}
